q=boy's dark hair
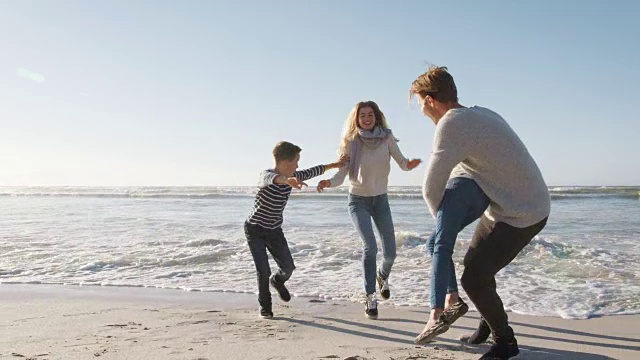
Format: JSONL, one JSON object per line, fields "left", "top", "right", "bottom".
{"left": 273, "top": 141, "right": 302, "bottom": 162}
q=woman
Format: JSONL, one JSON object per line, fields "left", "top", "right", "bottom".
{"left": 317, "top": 100, "right": 421, "bottom": 319}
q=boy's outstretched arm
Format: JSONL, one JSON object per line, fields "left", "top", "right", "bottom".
{"left": 258, "top": 171, "right": 306, "bottom": 189}
{"left": 273, "top": 174, "right": 307, "bottom": 189}
{"left": 294, "top": 154, "right": 349, "bottom": 181}
{"left": 325, "top": 153, "right": 350, "bottom": 170}
{"left": 293, "top": 165, "right": 325, "bottom": 182}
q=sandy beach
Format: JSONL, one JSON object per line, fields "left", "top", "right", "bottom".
{"left": 1, "top": 285, "right": 638, "bottom": 360}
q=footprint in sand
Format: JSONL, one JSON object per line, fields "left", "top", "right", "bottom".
{"left": 11, "top": 352, "right": 52, "bottom": 359}
{"left": 93, "top": 348, "right": 108, "bottom": 357}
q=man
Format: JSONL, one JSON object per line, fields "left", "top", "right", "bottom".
{"left": 410, "top": 66, "right": 550, "bottom": 360}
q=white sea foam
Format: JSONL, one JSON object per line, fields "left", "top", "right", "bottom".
{"left": 0, "top": 186, "right": 638, "bottom": 319}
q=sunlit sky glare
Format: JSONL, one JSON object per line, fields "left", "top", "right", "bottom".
{"left": 2, "top": 1, "right": 639, "bottom": 186}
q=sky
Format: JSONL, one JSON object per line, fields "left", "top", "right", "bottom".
{"left": 1, "top": 0, "right": 639, "bottom": 187}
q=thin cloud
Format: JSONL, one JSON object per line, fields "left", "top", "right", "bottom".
{"left": 16, "top": 67, "right": 46, "bottom": 83}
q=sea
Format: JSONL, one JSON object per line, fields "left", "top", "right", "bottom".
{"left": 1, "top": 185, "right": 638, "bottom": 319}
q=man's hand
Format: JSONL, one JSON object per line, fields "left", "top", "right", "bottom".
{"left": 316, "top": 179, "right": 331, "bottom": 192}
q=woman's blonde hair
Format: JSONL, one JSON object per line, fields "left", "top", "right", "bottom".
{"left": 338, "top": 100, "right": 390, "bottom": 155}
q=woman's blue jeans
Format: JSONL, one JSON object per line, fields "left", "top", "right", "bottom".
{"left": 348, "top": 193, "right": 396, "bottom": 295}
{"left": 426, "top": 177, "right": 489, "bottom": 309}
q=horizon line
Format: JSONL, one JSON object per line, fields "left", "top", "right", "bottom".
{"left": 1, "top": 184, "right": 639, "bottom": 188}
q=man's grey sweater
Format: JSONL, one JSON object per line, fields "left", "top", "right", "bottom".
{"left": 423, "top": 106, "right": 550, "bottom": 228}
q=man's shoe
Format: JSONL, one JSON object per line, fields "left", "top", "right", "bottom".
{"left": 479, "top": 337, "right": 519, "bottom": 359}
{"left": 459, "top": 317, "right": 491, "bottom": 344}
{"left": 270, "top": 275, "right": 291, "bottom": 302}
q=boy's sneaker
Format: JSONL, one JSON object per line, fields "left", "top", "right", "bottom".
{"left": 479, "top": 337, "right": 519, "bottom": 359}
{"left": 364, "top": 294, "right": 378, "bottom": 320}
{"left": 442, "top": 298, "right": 469, "bottom": 325}
{"left": 376, "top": 271, "right": 390, "bottom": 300}
{"left": 269, "top": 275, "right": 291, "bottom": 302}
{"left": 259, "top": 305, "right": 273, "bottom": 319}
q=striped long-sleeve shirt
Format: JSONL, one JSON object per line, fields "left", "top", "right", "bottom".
{"left": 246, "top": 165, "right": 326, "bottom": 229}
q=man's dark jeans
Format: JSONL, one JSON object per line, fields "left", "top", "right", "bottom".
{"left": 461, "top": 216, "right": 548, "bottom": 341}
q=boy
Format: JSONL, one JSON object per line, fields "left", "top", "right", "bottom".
{"left": 244, "top": 141, "right": 346, "bottom": 319}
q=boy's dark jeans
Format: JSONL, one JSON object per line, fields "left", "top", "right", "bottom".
{"left": 244, "top": 221, "right": 296, "bottom": 308}
{"left": 461, "top": 215, "right": 548, "bottom": 341}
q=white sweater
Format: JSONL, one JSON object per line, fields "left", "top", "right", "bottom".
{"left": 328, "top": 136, "right": 410, "bottom": 197}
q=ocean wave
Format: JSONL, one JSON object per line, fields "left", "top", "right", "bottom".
{"left": 549, "top": 186, "right": 640, "bottom": 199}
{"left": 396, "top": 231, "right": 428, "bottom": 247}
{"left": 154, "top": 270, "right": 206, "bottom": 279}
{"left": 0, "top": 269, "right": 24, "bottom": 277}
{"left": 79, "top": 259, "right": 136, "bottom": 271}
{"left": 1, "top": 185, "right": 638, "bottom": 200}
{"left": 158, "top": 252, "right": 239, "bottom": 267}
{"left": 183, "top": 238, "right": 226, "bottom": 247}
{"left": 0, "top": 192, "right": 245, "bottom": 199}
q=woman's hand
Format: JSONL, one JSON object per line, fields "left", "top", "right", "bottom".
{"left": 407, "top": 159, "right": 422, "bottom": 170}
{"left": 316, "top": 179, "right": 331, "bottom": 192}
